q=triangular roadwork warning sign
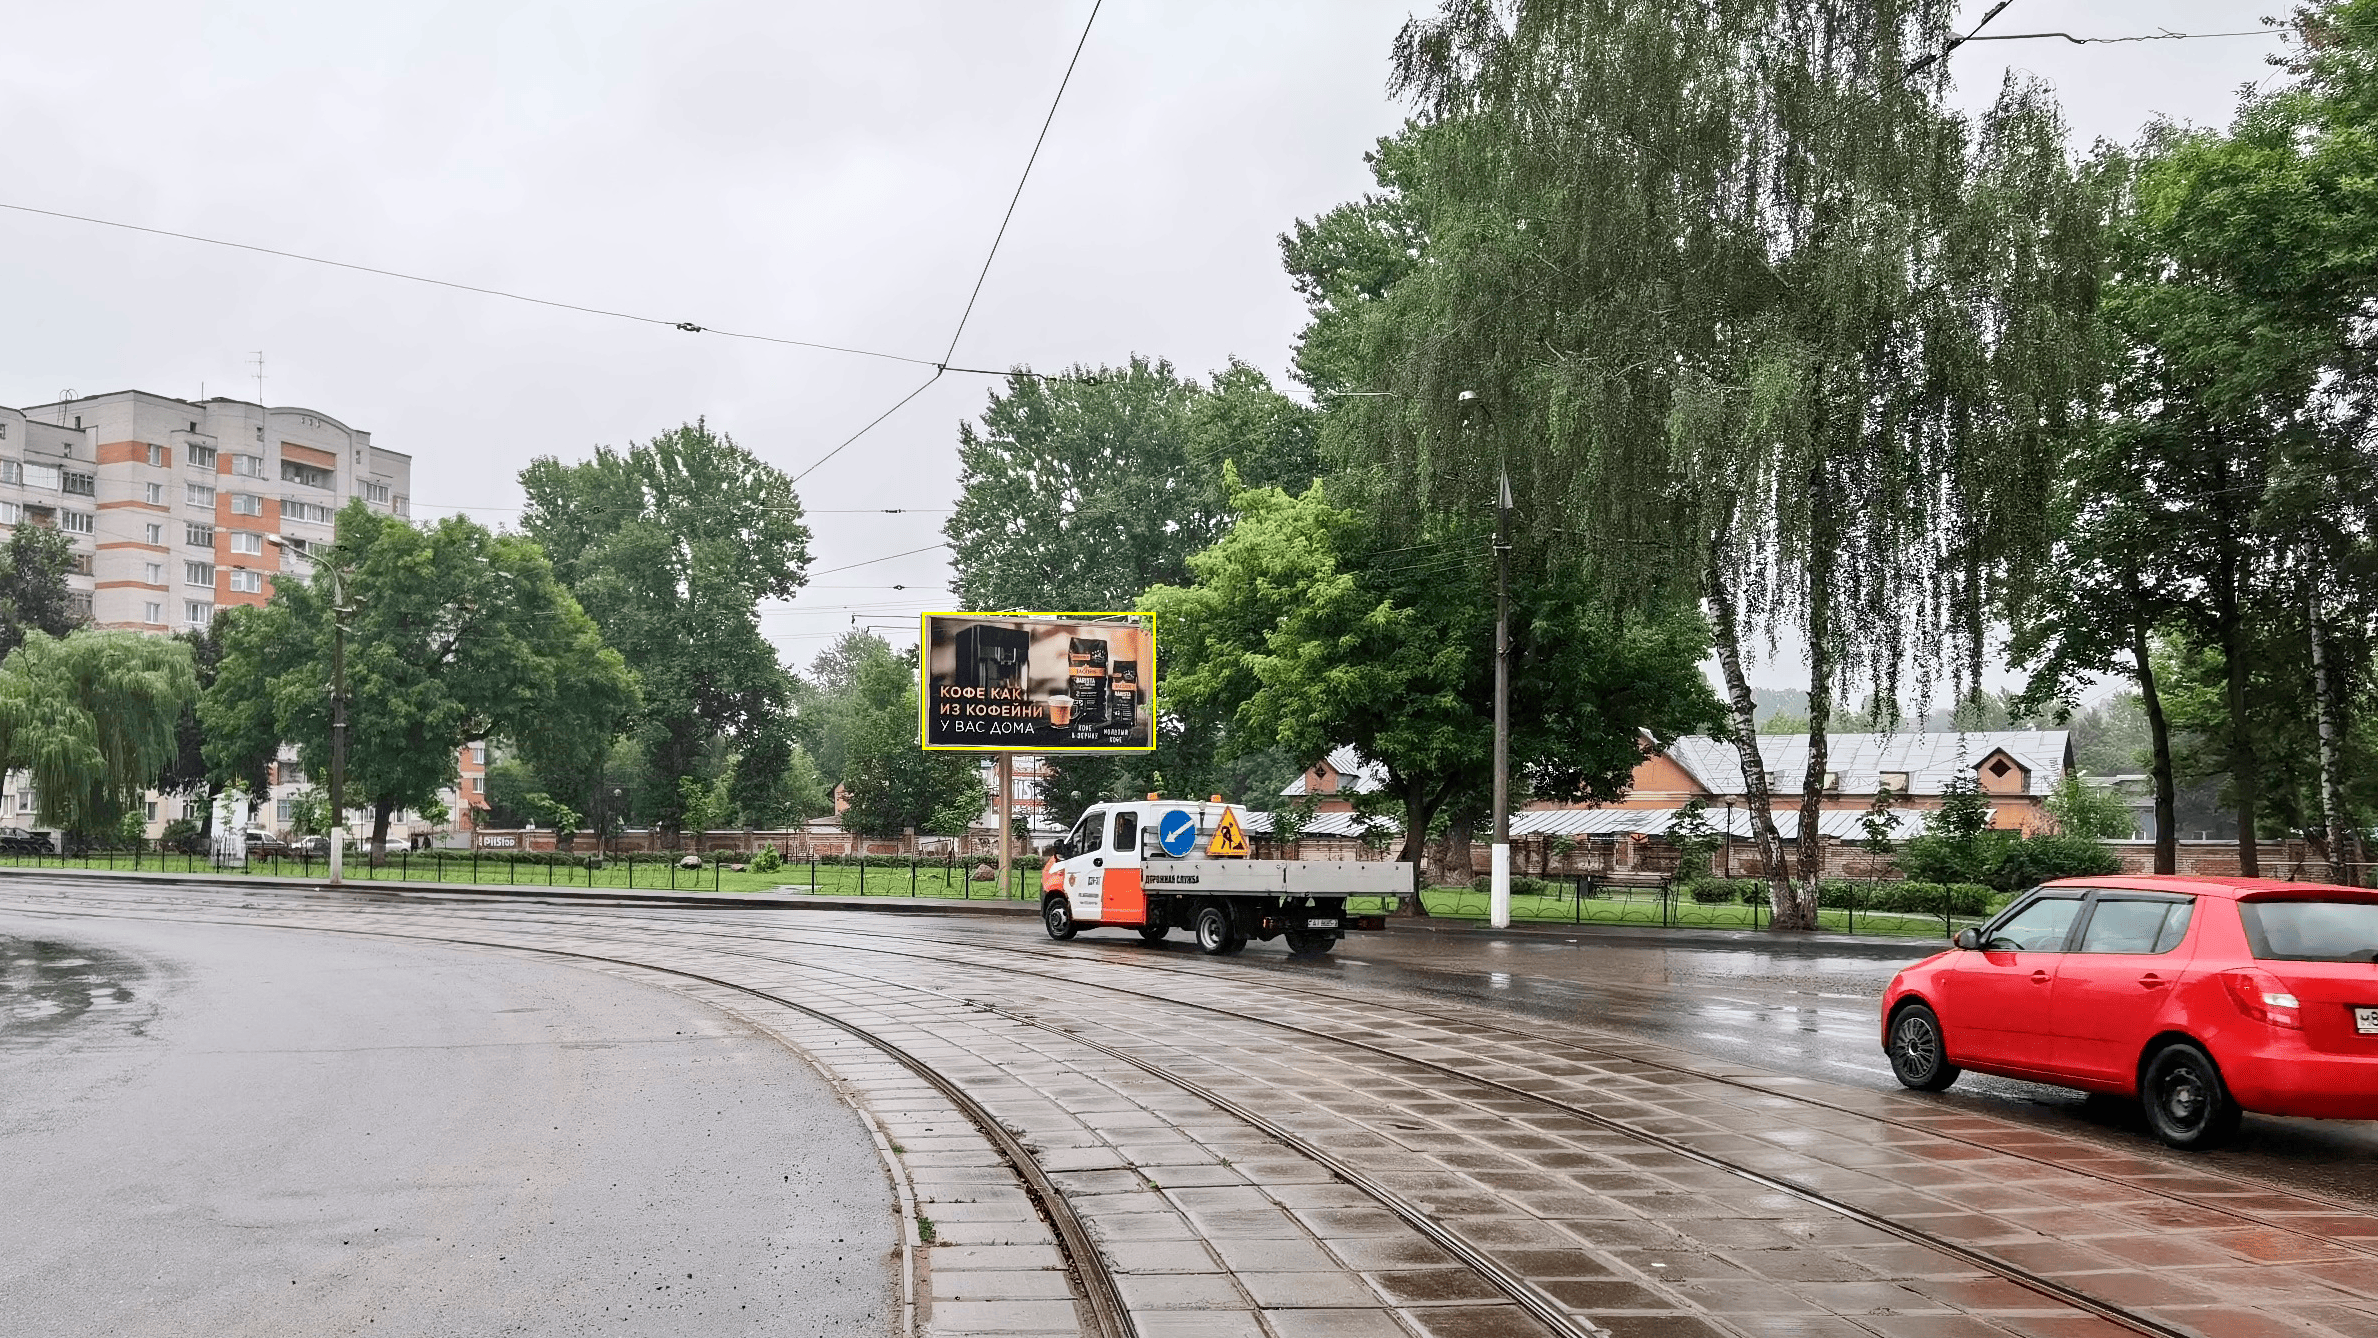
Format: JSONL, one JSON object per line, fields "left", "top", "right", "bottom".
{"left": 1207, "top": 807, "right": 1250, "bottom": 858}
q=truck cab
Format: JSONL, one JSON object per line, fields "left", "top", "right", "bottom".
{"left": 1039, "top": 799, "right": 1404, "bottom": 957}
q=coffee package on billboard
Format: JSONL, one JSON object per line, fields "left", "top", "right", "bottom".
{"left": 1067, "top": 638, "right": 1108, "bottom": 737}
{"left": 1107, "top": 659, "right": 1139, "bottom": 734}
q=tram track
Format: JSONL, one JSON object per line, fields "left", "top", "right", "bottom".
{"left": 0, "top": 884, "right": 2244, "bottom": 1330}
{"left": 9, "top": 880, "right": 2367, "bottom": 1337}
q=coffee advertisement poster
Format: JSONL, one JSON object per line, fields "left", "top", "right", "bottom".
{"left": 920, "top": 613, "right": 1155, "bottom": 752}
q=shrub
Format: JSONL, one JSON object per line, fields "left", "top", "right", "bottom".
{"left": 159, "top": 818, "right": 203, "bottom": 855}
{"left": 750, "top": 844, "right": 782, "bottom": 874}
{"left": 1691, "top": 883, "right": 1739, "bottom": 904}
{"left": 1990, "top": 834, "right": 2121, "bottom": 891}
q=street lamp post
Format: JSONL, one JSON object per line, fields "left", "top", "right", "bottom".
{"left": 1461, "top": 389, "right": 1515, "bottom": 930}
{"left": 267, "top": 536, "right": 351, "bottom": 887}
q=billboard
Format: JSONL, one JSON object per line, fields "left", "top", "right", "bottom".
{"left": 921, "top": 612, "right": 1154, "bottom": 752}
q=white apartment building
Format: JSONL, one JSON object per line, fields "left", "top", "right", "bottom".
{"left": 0, "top": 390, "right": 413, "bottom": 838}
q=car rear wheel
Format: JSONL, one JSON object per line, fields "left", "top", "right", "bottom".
{"left": 1194, "top": 904, "right": 1244, "bottom": 956}
{"left": 1886, "top": 1003, "right": 1961, "bottom": 1092}
{"left": 1041, "top": 895, "right": 1078, "bottom": 941}
{"left": 2141, "top": 1041, "right": 2242, "bottom": 1150}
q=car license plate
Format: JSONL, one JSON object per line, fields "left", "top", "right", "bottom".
{"left": 1305, "top": 918, "right": 1339, "bottom": 929}
{"left": 2356, "top": 1007, "right": 2378, "bottom": 1036}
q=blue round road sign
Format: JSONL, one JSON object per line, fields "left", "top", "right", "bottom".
{"left": 1157, "top": 809, "right": 1198, "bottom": 857}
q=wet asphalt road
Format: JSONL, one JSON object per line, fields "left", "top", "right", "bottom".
{"left": 0, "top": 913, "right": 893, "bottom": 1338}
{"left": 1163, "top": 916, "right": 2378, "bottom": 1210}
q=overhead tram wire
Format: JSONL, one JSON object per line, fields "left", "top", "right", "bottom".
{"left": 784, "top": 0, "right": 1104, "bottom": 487}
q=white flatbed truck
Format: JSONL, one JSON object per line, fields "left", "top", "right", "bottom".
{"left": 1038, "top": 799, "right": 1409, "bottom": 956}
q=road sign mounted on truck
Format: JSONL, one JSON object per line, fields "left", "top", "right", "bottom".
{"left": 1206, "top": 808, "right": 1249, "bottom": 857}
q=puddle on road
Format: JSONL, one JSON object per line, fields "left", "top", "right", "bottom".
{"left": 0, "top": 936, "right": 152, "bottom": 1047}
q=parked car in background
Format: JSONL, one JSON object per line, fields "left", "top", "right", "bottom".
{"left": 0, "top": 826, "right": 49, "bottom": 854}
{"left": 1882, "top": 875, "right": 2378, "bottom": 1149}
{"left": 242, "top": 829, "right": 293, "bottom": 859}
{"left": 294, "top": 835, "right": 333, "bottom": 859}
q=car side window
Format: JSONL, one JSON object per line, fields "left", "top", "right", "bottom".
{"left": 1068, "top": 813, "right": 1101, "bottom": 854}
{"left": 1984, "top": 896, "right": 2083, "bottom": 952}
{"left": 2078, "top": 897, "right": 2192, "bottom": 954}
{"left": 1111, "top": 810, "right": 1138, "bottom": 854}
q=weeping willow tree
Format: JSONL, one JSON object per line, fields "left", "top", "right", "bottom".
{"left": 1303, "top": 0, "right": 2104, "bottom": 927}
{"left": 0, "top": 630, "right": 197, "bottom": 837}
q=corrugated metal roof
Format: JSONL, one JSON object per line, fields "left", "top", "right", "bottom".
{"left": 1665, "top": 731, "right": 2067, "bottom": 797}
{"left": 1239, "top": 805, "right": 1941, "bottom": 841}
{"left": 1279, "top": 745, "right": 1390, "bottom": 797}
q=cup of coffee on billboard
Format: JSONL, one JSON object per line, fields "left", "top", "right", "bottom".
{"left": 1047, "top": 694, "right": 1072, "bottom": 728}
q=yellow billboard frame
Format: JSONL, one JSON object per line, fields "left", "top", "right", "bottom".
{"left": 918, "top": 611, "right": 1157, "bottom": 753}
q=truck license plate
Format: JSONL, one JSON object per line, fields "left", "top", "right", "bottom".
{"left": 1306, "top": 918, "right": 1338, "bottom": 929}
{"left": 2356, "top": 1007, "right": 2378, "bottom": 1035}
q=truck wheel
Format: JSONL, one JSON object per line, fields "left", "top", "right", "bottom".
{"left": 1042, "top": 895, "right": 1078, "bottom": 941}
{"left": 1284, "top": 929, "right": 1337, "bottom": 957}
{"left": 1194, "top": 904, "right": 1242, "bottom": 956}
{"left": 1137, "top": 923, "right": 1169, "bottom": 944}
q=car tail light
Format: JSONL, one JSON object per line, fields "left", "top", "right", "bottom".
{"left": 2222, "top": 968, "right": 2303, "bottom": 1029}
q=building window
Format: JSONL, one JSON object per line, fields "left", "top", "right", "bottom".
{"left": 66, "top": 591, "right": 91, "bottom": 618}
{"left": 276, "top": 799, "right": 292, "bottom": 823}
{"left": 0, "top": 461, "right": 19, "bottom": 485}
{"left": 230, "top": 454, "right": 267, "bottom": 478}
{"left": 0, "top": 502, "right": 22, "bottom": 526}
{"left": 281, "top": 460, "right": 332, "bottom": 490}
{"left": 1878, "top": 770, "right": 1910, "bottom": 796}
{"left": 228, "top": 531, "right": 263, "bottom": 555}
{"left": 143, "top": 482, "right": 164, "bottom": 505}
{"left": 59, "top": 511, "right": 92, "bottom": 534}
{"left": 25, "top": 463, "right": 60, "bottom": 491}
{"left": 227, "top": 569, "right": 263, "bottom": 594}
{"left": 469, "top": 742, "right": 486, "bottom": 765}
{"left": 282, "top": 498, "right": 334, "bottom": 525}
{"left": 392, "top": 495, "right": 410, "bottom": 518}
{"left": 185, "top": 602, "right": 212, "bottom": 627}
{"left": 16, "top": 791, "right": 31, "bottom": 813}
{"left": 186, "top": 444, "right": 216, "bottom": 468}
{"left": 187, "top": 523, "right": 214, "bottom": 547}
{"left": 147, "top": 444, "right": 166, "bottom": 467}
{"left": 143, "top": 602, "right": 163, "bottom": 624}
{"left": 229, "top": 494, "right": 262, "bottom": 516}
{"left": 144, "top": 522, "right": 162, "bottom": 545}
{"left": 145, "top": 800, "right": 158, "bottom": 820}
{"left": 186, "top": 482, "right": 215, "bottom": 507}
{"left": 62, "top": 471, "right": 93, "bottom": 496}
{"left": 65, "top": 553, "right": 92, "bottom": 576}
{"left": 143, "top": 562, "right": 163, "bottom": 585}
{"left": 362, "top": 481, "right": 390, "bottom": 505}
{"left": 185, "top": 562, "right": 214, "bottom": 587}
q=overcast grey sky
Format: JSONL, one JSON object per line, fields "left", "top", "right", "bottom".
{"left": 0, "top": 1, "right": 2284, "bottom": 683}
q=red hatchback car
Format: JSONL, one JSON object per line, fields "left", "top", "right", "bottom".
{"left": 1881, "top": 875, "right": 2378, "bottom": 1149}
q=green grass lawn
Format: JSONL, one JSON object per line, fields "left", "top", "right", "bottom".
{"left": 1, "top": 850, "right": 1969, "bottom": 939}
{"left": 0, "top": 848, "right": 1042, "bottom": 901}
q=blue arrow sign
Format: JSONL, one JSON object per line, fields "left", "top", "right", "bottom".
{"left": 1157, "top": 809, "right": 1198, "bottom": 858}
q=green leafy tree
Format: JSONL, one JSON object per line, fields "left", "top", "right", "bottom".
{"left": 1345, "top": 3, "right": 2105, "bottom": 929}
{"left": 520, "top": 419, "right": 807, "bottom": 834}
{"left": 1145, "top": 478, "right": 1719, "bottom": 911}
{"left": 0, "top": 524, "right": 82, "bottom": 660}
{"left": 203, "top": 503, "right": 637, "bottom": 852}
{"left": 2043, "top": 773, "right": 2142, "bottom": 842}
{"left": 0, "top": 630, "right": 196, "bottom": 837}
{"left": 833, "top": 643, "right": 984, "bottom": 839}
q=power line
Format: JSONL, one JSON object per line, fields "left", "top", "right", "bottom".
{"left": 785, "top": 0, "right": 1104, "bottom": 486}
{"left": 795, "top": 541, "right": 952, "bottom": 581}
{"left": 1961, "top": 28, "right": 2280, "bottom": 47}
{"left": 942, "top": 0, "right": 1103, "bottom": 368}
{"left": 0, "top": 200, "right": 944, "bottom": 370}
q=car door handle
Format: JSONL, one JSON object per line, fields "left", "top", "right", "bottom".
{"left": 2030, "top": 970, "right": 2050, "bottom": 985}
{"left": 2139, "top": 973, "right": 2165, "bottom": 989}
{"left": 1092, "top": 857, "right": 1103, "bottom": 867}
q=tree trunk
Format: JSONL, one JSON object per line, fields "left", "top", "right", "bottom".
{"left": 370, "top": 795, "right": 395, "bottom": 864}
{"left": 2133, "top": 624, "right": 2178, "bottom": 876}
{"left": 1393, "top": 780, "right": 1448, "bottom": 918}
{"left": 1443, "top": 812, "right": 1476, "bottom": 892}
{"left": 2219, "top": 597, "right": 2260, "bottom": 878}
{"left": 1705, "top": 548, "right": 1790, "bottom": 910}
{"left": 2310, "top": 586, "right": 2355, "bottom": 885}
{"left": 1788, "top": 587, "right": 1833, "bottom": 933}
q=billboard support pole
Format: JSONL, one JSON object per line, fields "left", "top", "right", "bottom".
{"left": 996, "top": 753, "right": 1014, "bottom": 901}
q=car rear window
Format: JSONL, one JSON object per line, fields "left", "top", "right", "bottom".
{"left": 2238, "top": 900, "right": 2378, "bottom": 963}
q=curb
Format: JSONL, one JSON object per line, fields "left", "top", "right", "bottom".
{"left": 1375, "top": 914, "right": 1943, "bottom": 960}
{"left": 0, "top": 863, "right": 1040, "bottom": 917}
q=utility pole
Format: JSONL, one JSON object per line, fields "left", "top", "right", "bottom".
{"left": 327, "top": 562, "right": 350, "bottom": 887}
{"left": 1490, "top": 468, "right": 1513, "bottom": 929}
{"left": 996, "top": 754, "right": 1014, "bottom": 899}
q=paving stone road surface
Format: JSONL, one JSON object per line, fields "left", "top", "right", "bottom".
{"left": 3, "top": 877, "right": 2376, "bottom": 1338}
